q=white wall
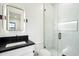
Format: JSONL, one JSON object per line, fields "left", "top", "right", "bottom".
{"left": 0, "top": 3, "right": 2, "bottom": 15}
{"left": 0, "top": 3, "right": 44, "bottom": 52}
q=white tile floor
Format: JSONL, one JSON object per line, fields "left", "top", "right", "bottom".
{"left": 49, "top": 49, "right": 64, "bottom": 56}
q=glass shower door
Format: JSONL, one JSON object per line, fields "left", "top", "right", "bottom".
{"left": 57, "top": 3, "right": 79, "bottom": 56}
{"left": 44, "top": 3, "right": 58, "bottom": 56}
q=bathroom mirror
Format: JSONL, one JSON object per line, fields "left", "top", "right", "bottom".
{"left": 3, "top": 4, "right": 25, "bottom": 31}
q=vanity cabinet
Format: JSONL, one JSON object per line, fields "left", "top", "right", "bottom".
{"left": 0, "top": 45, "right": 35, "bottom": 56}
{"left": 0, "top": 35, "right": 35, "bottom": 56}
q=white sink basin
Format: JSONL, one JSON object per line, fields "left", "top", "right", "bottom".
{"left": 6, "top": 41, "right": 26, "bottom": 48}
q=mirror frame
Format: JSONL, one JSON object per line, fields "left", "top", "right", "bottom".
{"left": 2, "top": 4, "right": 26, "bottom": 32}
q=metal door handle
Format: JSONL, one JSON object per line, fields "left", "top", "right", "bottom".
{"left": 58, "top": 33, "right": 61, "bottom": 39}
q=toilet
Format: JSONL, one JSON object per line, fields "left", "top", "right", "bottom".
{"left": 38, "top": 49, "right": 51, "bottom": 56}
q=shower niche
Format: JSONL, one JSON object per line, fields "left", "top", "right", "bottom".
{"left": 58, "top": 21, "right": 78, "bottom": 32}
{"left": 3, "top": 4, "right": 25, "bottom": 31}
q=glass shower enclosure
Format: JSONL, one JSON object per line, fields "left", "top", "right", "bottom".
{"left": 44, "top": 3, "right": 79, "bottom": 56}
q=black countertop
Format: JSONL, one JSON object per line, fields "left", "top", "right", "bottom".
{"left": 0, "top": 35, "right": 35, "bottom": 53}
{"left": 0, "top": 40, "right": 35, "bottom": 53}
